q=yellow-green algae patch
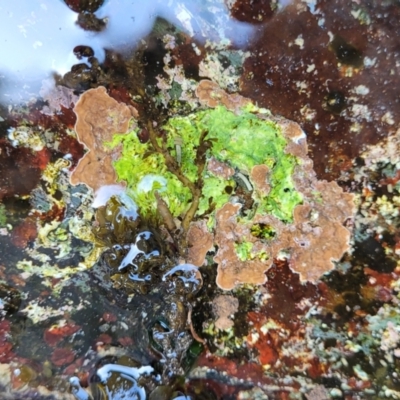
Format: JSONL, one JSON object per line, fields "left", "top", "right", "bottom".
{"left": 110, "top": 105, "right": 302, "bottom": 223}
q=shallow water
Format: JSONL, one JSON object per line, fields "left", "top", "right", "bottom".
{"left": 0, "top": 1, "right": 399, "bottom": 399}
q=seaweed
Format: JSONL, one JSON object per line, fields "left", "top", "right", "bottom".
{"left": 110, "top": 105, "right": 302, "bottom": 230}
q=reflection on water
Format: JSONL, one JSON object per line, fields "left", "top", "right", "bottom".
{"left": 0, "top": 0, "right": 253, "bottom": 104}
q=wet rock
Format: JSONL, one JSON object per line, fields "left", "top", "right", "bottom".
{"left": 76, "top": 12, "right": 107, "bottom": 32}
{"left": 330, "top": 35, "right": 364, "bottom": 68}
{"left": 61, "top": 63, "right": 96, "bottom": 91}
{"left": 354, "top": 236, "right": 397, "bottom": 273}
{"left": 240, "top": 0, "right": 400, "bottom": 180}
{"left": 226, "top": 0, "right": 276, "bottom": 24}
{"left": 73, "top": 45, "right": 95, "bottom": 60}
{"left": 0, "top": 139, "right": 45, "bottom": 200}
{"left": 63, "top": 0, "right": 105, "bottom": 13}
{"left": 0, "top": 283, "right": 21, "bottom": 316}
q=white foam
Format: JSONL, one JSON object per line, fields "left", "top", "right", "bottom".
{"left": 92, "top": 184, "right": 126, "bottom": 208}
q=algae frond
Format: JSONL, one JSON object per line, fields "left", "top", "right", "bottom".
{"left": 0, "top": 203, "right": 6, "bottom": 227}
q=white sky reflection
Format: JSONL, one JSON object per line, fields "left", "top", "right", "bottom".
{"left": 0, "top": 0, "right": 254, "bottom": 104}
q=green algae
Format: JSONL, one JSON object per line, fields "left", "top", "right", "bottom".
{"left": 0, "top": 203, "right": 6, "bottom": 227}
{"left": 251, "top": 223, "right": 276, "bottom": 240}
{"left": 234, "top": 241, "right": 254, "bottom": 262}
{"left": 110, "top": 105, "right": 302, "bottom": 223}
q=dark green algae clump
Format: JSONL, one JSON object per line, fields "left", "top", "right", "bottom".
{"left": 90, "top": 195, "right": 203, "bottom": 396}
{"left": 93, "top": 194, "right": 200, "bottom": 296}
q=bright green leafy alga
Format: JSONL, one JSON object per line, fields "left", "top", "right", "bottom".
{"left": 110, "top": 105, "right": 302, "bottom": 223}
